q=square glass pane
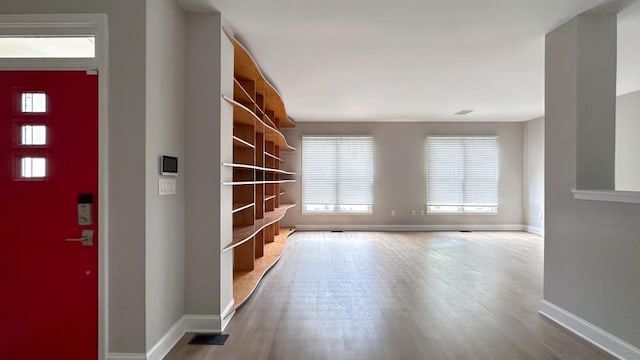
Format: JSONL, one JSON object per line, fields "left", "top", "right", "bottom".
{"left": 21, "top": 93, "right": 47, "bottom": 113}
{"left": 20, "top": 157, "right": 46, "bottom": 178}
{"left": 20, "top": 125, "right": 47, "bottom": 145}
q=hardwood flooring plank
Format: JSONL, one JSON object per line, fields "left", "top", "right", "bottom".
{"left": 165, "top": 231, "right": 613, "bottom": 360}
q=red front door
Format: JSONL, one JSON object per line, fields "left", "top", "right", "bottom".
{"left": 0, "top": 71, "right": 98, "bottom": 359}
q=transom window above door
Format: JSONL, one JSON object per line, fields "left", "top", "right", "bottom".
{"left": 0, "top": 36, "right": 95, "bottom": 58}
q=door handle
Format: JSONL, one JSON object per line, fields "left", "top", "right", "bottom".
{"left": 65, "top": 229, "right": 94, "bottom": 246}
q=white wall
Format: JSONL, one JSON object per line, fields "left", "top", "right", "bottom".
{"left": 545, "top": 14, "right": 640, "bottom": 349}
{"left": 282, "top": 121, "right": 524, "bottom": 228}
{"left": 615, "top": 90, "right": 640, "bottom": 191}
{"left": 523, "top": 117, "right": 544, "bottom": 232}
{"left": 145, "top": 0, "right": 186, "bottom": 350}
{"left": 184, "top": 12, "right": 235, "bottom": 320}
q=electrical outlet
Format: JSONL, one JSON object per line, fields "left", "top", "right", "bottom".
{"left": 421, "top": 210, "right": 425, "bottom": 216}
{"left": 391, "top": 210, "right": 396, "bottom": 216}
{"left": 537, "top": 212, "right": 543, "bottom": 220}
{"left": 411, "top": 210, "right": 416, "bottom": 216}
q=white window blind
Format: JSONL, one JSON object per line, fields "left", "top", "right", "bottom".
{"left": 426, "top": 136, "right": 499, "bottom": 214}
{"left": 302, "top": 136, "right": 374, "bottom": 214}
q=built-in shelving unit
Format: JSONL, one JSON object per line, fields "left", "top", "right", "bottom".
{"left": 223, "top": 29, "right": 296, "bottom": 309}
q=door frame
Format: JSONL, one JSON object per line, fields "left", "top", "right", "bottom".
{"left": 0, "top": 14, "right": 109, "bottom": 360}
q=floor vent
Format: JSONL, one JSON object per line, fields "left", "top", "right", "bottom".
{"left": 459, "top": 230, "right": 472, "bottom": 233}
{"left": 189, "top": 333, "right": 229, "bottom": 346}
{"left": 330, "top": 230, "right": 344, "bottom": 233}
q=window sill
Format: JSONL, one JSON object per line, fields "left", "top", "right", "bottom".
{"left": 427, "top": 212, "right": 498, "bottom": 216}
{"left": 302, "top": 212, "right": 373, "bottom": 216}
{"left": 572, "top": 189, "right": 640, "bottom": 204}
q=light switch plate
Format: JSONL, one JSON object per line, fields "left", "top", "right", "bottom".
{"left": 159, "top": 178, "right": 177, "bottom": 196}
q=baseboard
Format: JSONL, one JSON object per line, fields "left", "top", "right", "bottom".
{"left": 144, "top": 301, "right": 236, "bottom": 360}
{"left": 539, "top": 300, "right": 640, "bottom": 359}
{"left": 106, "top": 353, "right": 146, "bottom": 360}
{"left": 221, "top": 299, "right": 236, "bottom": 331}
{"left": 146, "top": 315, "right": 187, "bottom": 360}
{"left": 181, "top": 314, "right": 222, "bottom": 333}
{"left": 525, "top": 225, "right": 544, "bottom": 236}
{"left": 295, "top": 224, "right": 525, "bottom": 232}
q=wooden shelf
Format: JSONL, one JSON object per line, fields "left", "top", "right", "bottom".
{"left": 223, "top": 179, "right": 295, "bottom": 186}
{"left": 233, "top": 136, "right": 255, "bottom": 149}
{"left": 233, "top": 202, "right": 255, "bottom": 214}
{"left": 233, "top": 78, "right": 254, "bottom": 105}
{"left": 234, "top": 78, "right": 279, "bottom": 130}
{"left": 233, "top": 228, "right": 296, "bottom": 309}
{"left": 225, "top": 204, "right": 295, "bottom": 251}
{"left": 223, "top": 95, "right": 295, "bottom": 152}
{"left": 265, "top": 152, "right": 284, "bottom": 162}
{"left": 222, "top": 162, "right": 295, "bottom": 175}
{"left": 225, "top": 28, "right": 295, "bottom": 129}
{"left": 226, "top": 30, "right": 296, "bottom": 311}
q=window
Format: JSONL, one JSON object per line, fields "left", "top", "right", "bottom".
{"left": 20, "top": 125, "right": 47, "bottom": 145}
{"left": 426, "top": 136, "right": 499, "bottom": 214}
{"left": 21, "top": 92, "right": 47, "bottom": 113}
{"left": 20, "top": 157, "right": 47, "bottom": 178}
{"left": 302, "top": 136, "right": 374, "bottom": 214}
{"left": 0, "top": 36, "right": 96, "bottom": 58}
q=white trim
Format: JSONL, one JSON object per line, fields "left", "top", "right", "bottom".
{"left": 146, "top": 317, "right": 184, "bottom": 360}
{"left": 539, "top": 300, "right": 640, "bottom": 360}
{"left": 0, "top": 14, "right": 104, "bottom": 70}
{"left": 181, "top": 314, "right": 223, "bottom": 333}
{"left": 145, "top": 307, "right": 235, "bottom": 360}
{"left": 220, "top": 299, "right": 236, "bottom": 331}
{"left": 525, "top": 225, "right": 544, "bottom": 236}
{"left": 105, "top": 354, "right": 145, "bottom": 360}
{"left": 572, "top": 189, "right": 640, "bottom": 205}
{"left": 295, "top": 224, "right": 525, "bottom": 232}
{"left": 0, "top": 14, "right": 109, "bottom": 360}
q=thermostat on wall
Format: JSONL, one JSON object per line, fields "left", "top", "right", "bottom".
{"left": 160, "top": 155, "right": 178, "bottom": 176}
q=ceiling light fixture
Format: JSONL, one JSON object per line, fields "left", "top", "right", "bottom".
{"left": 454, "top": 109, "right": 474, "bottom": 115}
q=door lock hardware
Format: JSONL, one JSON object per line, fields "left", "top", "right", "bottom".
{"left": 77, "top": 193, "right": 93, "bottom": 226}
{"left": 65, "top": 229, "right": 94, "bottom": 246}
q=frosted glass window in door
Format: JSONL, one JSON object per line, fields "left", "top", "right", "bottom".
{"left": 21, "top": 93, "right": 47, "bottom": 113}
{"left": 20, "top": 125, "right": 47, "bottom": 145}
{"left": 20, "top": 157, "right": 47, "bottom": 178}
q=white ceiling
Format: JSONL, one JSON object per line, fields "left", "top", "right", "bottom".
{"left": 184, "top": 0, "right": 640, "bottom": 122}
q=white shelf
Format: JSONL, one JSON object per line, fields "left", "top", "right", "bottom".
{"left": 222, "top": 162, "right": 295, "bottom": 175}
{"left": 223, "top": 179, "right": 296, "bottom": 186}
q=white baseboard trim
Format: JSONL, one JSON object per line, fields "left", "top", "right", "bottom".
{"left": 220, "top": 299, "right": 236, "bottom": 331}
{"left": 106, "top": 353, "right": 146, "bottom": 360}
{"left": 143, "top": 302, "right": 236, "bottom": 360}
{"left": 295, "top": 224, "right": 525, "bottom": 232}
{"left": 146, "top": 315, "right": 187, "bottom": 360}
{"left": 525, "top": 225, "right": 544, "bottom": 236}
{"left": 181, "top": 314, "right": 222, "bottom": 333}
{"left": 540, "top": 300, "right": 640, "bottom": 360}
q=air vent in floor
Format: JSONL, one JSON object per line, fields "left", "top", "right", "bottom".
{"left": 189, "top": 333, "right": 229, "bottom": 345}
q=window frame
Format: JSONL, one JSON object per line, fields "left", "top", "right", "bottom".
{"left": 301, "top": 135, "right": 374, "bottom": 215}
{"left": 425, "top": 136, "right": 500, "bottom": 215}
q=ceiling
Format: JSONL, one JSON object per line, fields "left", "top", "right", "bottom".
{"left": 182, "top": 0, "right": 640, "bottom": 122}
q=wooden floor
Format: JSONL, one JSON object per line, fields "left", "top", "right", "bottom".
{"left": 166, "top": 231, "right": 613, "bottom": 360}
